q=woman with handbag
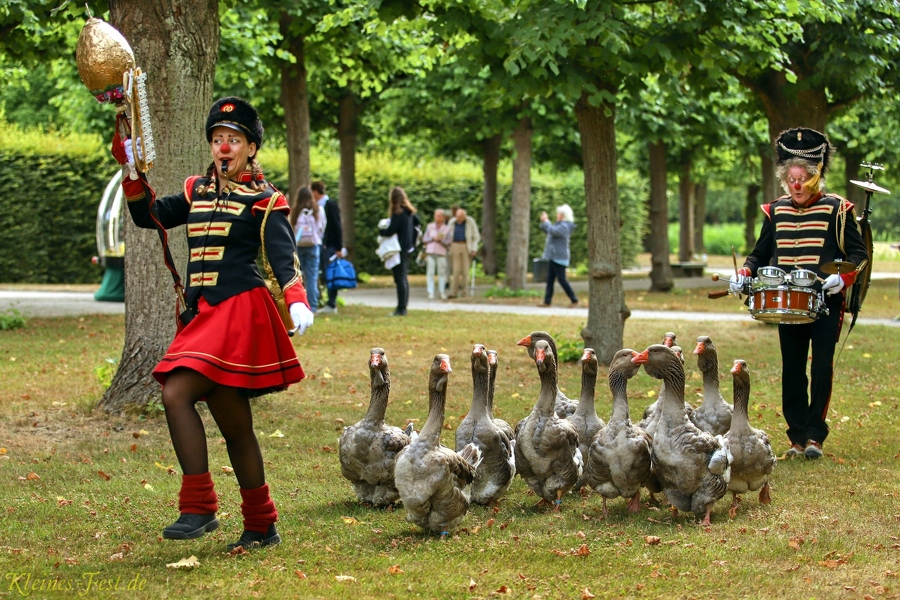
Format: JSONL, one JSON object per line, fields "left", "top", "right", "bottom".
{"left": 289, "top": 186, "right": 326, "bottom": 312}
{"left": 378, "top": 186, "right": 419, "bottom": 316}
{"left": 111, "top": 97, "right": 314, "bottom": 551}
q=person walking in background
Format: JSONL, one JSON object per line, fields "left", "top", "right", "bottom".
{"left": 312, "top": 181, "right": 343, "bottom": 314}
{"left": 538, "top": 204, "right": 579, "bottom": 307}
{"left": 378, "top": 186, "right": 419, "bottom": 316}
{"left": 111, "top": 96, "right": 314, "bottom": 551}
{"left": 289, "top": 186, "right": 326, "bottom": 313}
{"left": 423, "top": 208, "right": 450, "bottom": 300}
{"left": 445, "top": 207, "right": 480, "bottom": 298}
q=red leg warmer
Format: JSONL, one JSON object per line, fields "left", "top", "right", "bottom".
{"left": 239, "top": 484, "right": 278, "bottom": 533}
{"left": 178, "top": 472, "right": 218, "bottom": 514}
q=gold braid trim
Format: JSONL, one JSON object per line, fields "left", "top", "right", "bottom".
{"left": 260, "top": 194, "right": 296, "bottom": 331}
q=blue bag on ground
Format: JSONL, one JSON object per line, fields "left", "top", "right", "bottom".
{"left": 326, "top": 257, "right": 358, "bottom": 291}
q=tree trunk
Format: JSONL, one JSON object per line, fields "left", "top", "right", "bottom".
{"left": 279, "top": 13, "right": 310, "bottom": 204}
{"left": 760, "top": 148, "right": 778, "bottom": 204}
{"left": 755, "top": 71, "right": 830, "bottom": 141}
{"left": 99, "top": 0, "right": 219, "bottom": 413}
{"left": 337, "top": 92, "right": 358, "bottom": 261}
{"left": 693, "top": 181, "right": 707, "bottom": 255}
{"left": 677, "top": 158, "right": 694, "bottom": 263}
{"left": 576, "top": 90, "right": 625, "bottom": 365}
{"left": 647, "top": 140, "right": 673, "bottom": 292}
{"left": 744, "top": 183, "right": 760, "bottom": 253}
{"left": 843, "top": 150, "right": 865, "bottom": 205}
{"left": 505, "top": 117, "right": 532, "bottom": 290}
{"left": 481, "top": 134, "right": 501, "bottom": 277}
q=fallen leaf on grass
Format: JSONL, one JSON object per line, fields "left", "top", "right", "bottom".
{"left": 221, "top": 466, "right": 234, "bottom": 475}
{"left": 155, "top": 462, "right": 173, "bottom": 471}
{"left": 388, "top": 565, "right": 403, "bottom": 575}
{"left": 468, "top": 578, "right": 477, "bottom": 591}
{"left": 582, "top": 588, "right": 596, "bottom": 599}
{"left": 143, "top": 484, "right": 154, "bottom": 491}
{"left": 269, "top": 430, "right": 285, "bottom": 438}
{"left": 26, "top": 472, "right": 40, "bottom": 481}
{"left": 341, "top": 516, "right": 359, "bottom": 525}
{"left": 57, "top": 497, "right": 72, "bottom": 506}
{"left": 789, "top": 536, "right": 803, "bottom": 550}
{"left": 97, "top": 471, "right": 111, "bottom": 481}
{"left": 109, "top": 552, "right": 124, "bottom": 561}
{"left": 493, "top": 585, "right": 510, "bottom": 594}
{"left": 334, "top": 575, "right": 356, "bottom": 582}
{"left": 645, "top": 536, "right": 661, "bottom": 545}
{"left": 166, "top": 555, "right": 200, "bottom": 569}
{"left": 295, "top": 571, "right": 307, "bottom": 579}
{"left": 574, "top": 544, "right": 590, "bottom": 557}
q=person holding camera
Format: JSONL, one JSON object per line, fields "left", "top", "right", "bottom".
{"left": 537, "top": 204, "right": 579, "bottom": 307}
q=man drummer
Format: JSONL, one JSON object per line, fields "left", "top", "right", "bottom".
{"left": 730, "top": 128, "right": 869, "bottom": 460}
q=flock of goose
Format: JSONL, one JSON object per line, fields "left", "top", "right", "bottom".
{"left": 337, "top": 331, "right": 777, "bottom": 536}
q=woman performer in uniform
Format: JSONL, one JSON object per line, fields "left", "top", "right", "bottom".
{"left": 111, "top": 97, "right": 314, "bottom": 550}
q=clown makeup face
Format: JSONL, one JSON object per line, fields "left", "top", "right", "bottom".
{"left": 210, "top": 126, "right": 257, "bottom": 180}
{"left": 786, "top": 165, "right": 815, "bottom": 207}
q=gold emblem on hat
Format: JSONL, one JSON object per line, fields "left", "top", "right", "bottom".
{"left": 222, "top": 104, "right": 235, "bottom": 112}
{"left": 797, "top": 131, "right": 802, "bottom": 141}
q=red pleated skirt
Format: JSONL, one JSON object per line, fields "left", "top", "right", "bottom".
{"left": 153, "top": 287, "right": 304, "bottom": 395}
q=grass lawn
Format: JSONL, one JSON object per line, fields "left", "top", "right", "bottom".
{"left": 1, "top": 307, "right": 899, "bottom": 598}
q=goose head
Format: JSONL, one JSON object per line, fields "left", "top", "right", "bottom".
{"left": 369, "top": 347, "right": 389, "bottom": 388}
{"left": 430, "top": 354, "right": 452, "bottom": 393}
{"left": 609, "top": 348, "right": 641, "bottom": 380}
{"left": 632, "top": 344, "right": 682, "bottom": 381}
{"left": 581, "top": 347, "right": 600, "bottom": 378}
{"left": 517, "top": 331, "right": 558, "bottom": 360}
{"left": 662, "top": 332, "right": 677, "bottom": 348}
{"left": 693, "top": 336, "right": 717, "bottom": 373}
{"left": 533, "top": 339, "right": 556, "bottom": 374}
{"left": 471, "top": 344, "right": 489, "bottom": 376}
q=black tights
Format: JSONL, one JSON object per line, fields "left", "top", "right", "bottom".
{"left": 161, "top": 368, "right": 265, "bottom": 489}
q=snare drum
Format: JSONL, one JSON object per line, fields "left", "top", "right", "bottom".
{"left": 757, "top": 266, "right": 786, "bottom": 285}
{"left": 749, "top": 285, "right": 824, "bottom": 324}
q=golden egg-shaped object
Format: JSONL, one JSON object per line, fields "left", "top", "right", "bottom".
{"left": 75, "top": 18, "right": 135, "bottom": 101}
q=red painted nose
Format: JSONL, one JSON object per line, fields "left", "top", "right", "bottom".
{"left": 793, "top": 182, "right": 802, "bottom": 191}
{"left": 220, "top": 143, "right": 231, "bottom": 154}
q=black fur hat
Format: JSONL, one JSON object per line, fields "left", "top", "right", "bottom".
{"left": 775, "top": 127, "right": 831, "bottom": 173}
{"left": 205, "top": 96, "right": 264, "bottom": 149}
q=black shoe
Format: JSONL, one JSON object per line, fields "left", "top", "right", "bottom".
{"left": 804, "top": 440, "right": 823, "bottom": 460}
{"left": 390, "top": 309, "right": 407, "bottom": 316}
{"left": 162, "top": 513, "right": 219, "bottom": 540}
{"left": 226, "top": 524, "right": 281, "bottom": 551}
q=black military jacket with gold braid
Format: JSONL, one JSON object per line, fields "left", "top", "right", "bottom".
{"left": 123, "top": 170, "right": 306, "bottom": 309}
{"left": 744, "top": 193, "right": 869, "bottom": 286}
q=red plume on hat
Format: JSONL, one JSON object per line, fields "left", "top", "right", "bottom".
{"left": 205, "top": 96, "right": 264, "bottom": 149}
{"left": 775, "top": 127, "right": 831, "bottom": 174}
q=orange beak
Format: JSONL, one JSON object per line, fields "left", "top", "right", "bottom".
{"left": 440, "top": 357, "right": 452, "bottom": 374}
{"left": 731, "top": 361, "right": 742, "bottom": 374}
{"left": 693, "top": 341, "right": 705, "bottom": 355}
{"left": 516, "top": 335, "right": 532, "bottom": 347}
{"left": 535, "top": 347, "right": 546, "bottom": 365}
{"left": 581, "top": 349, "right": 591, "bottom": 362}
{"left": 488, "top": 352, "right": 497, "bottom": 366}
{"left": 370, "top": 354, "right": 381, "bottom": 367}
{"left": 473, "top": 345, "right": 484, "bottom": 355}
{"left": 632, "top": 349, "right": 649, "bottom": 364}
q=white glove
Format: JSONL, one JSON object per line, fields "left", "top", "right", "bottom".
{"left": 289, "top": 302, "right": 314, "bottom": 335}
{"left": 728, "top": 274, "right": 747, "bottom": 294}
{"left": 822, "top": 273, "right": 845, "bottom": 295}
{"left": 123, "top": 137, "right": 143, "bottom": 165}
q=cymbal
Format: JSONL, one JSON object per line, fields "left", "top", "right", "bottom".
{"left": 849, "top": 179, "right": 891, "bottom": 194}
{"left": 820, "top": 260, "right": 856, "bottom": 275}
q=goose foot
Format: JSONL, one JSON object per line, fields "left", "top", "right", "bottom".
{"left": 668, "top": 505, "right": 679, "bottom": 518}
{"left": 601, "top": 497, "right": 609, "bottom": 519}
{"left": 728, "top": 493, "right": 740, "bottom": 519}
{"left": 701, "top": 508, "right": 712, "bottom": 527}
{"left": 758, "top": 481, "right": 771, "bottom": 505}
{"left": 553, "top": 491, "right": 564, "bottom": 512}
{"left": 626, "top": 491, "right": 641, "bottom": 513}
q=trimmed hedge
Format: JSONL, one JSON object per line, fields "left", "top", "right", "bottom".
{"left": 0, "top": 125, "right": 647, "bottom": 283}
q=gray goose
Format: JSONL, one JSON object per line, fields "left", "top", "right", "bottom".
{"left": 455, "top": 345, "right": 516, "bottom": 505}
{"left": 641, "top": 332, "right": 678, "bottom": 422}
{"left": 690, "top": 336, "right": 733, "bottom": 436}
{"left": 638, "top": 345, "right": 691, "bottom": 438}
{"left": 633, "top": 345, "right": 731, "bottom": 526}
{"left": 395, "top": 355, "right": 482, "bottom": 536}
{"left": 516, "top": 331, "right": 577, "bottom": 418}
{"left": 567, "top": 348, "right": 605, "bottom": 489}
{"left": 584, "top": 349, "right": 652, "bottom": 516}
{"left": 338, "top": 348, "right": 413, "bottom": 506}
{"left": 514, "top": 339, "right": 582, "bottom": 511}
{"left": 486, "top": 349, "right": 515, "bottom": 441}
{"left": 723, "top": 359, "right": 775, "bottom": 518}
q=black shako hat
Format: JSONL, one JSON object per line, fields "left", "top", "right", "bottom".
{"left": 775, "top": 127, "right": 831, "bottom": 174}
{"left": 205, "top": 96, "right": 264, "bottom": 149}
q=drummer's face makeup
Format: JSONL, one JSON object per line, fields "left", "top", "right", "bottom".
{"left": 210, "top": 126, "right": 256, "bottom": 180}
{"left": 786, "top": 165, "right": 814, "bottom": 207}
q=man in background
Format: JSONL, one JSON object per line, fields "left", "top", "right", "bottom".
{"left": 445, "top": 208, "right": 481, "bottom": 298}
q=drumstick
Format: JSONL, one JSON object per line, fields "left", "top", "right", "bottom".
{"left": 732, "top": 246, "right": 738, "bottom": 276}
{"left": 708, "top": 273, "right": 730, "bottom": 299}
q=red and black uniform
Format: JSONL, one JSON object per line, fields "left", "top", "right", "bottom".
{"left": 743, "top": 192, "right": 869, "bottom": 446}
{"left": 123, "top": 170, "right": 308, "bottom": 396}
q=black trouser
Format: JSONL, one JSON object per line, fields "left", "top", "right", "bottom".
{"left": 544, "top": 260, "right": 578, "bottom": 305}
{"left": 391, "top": 251, "right": 410, "bottom": 313}
{"left": 778, "top": 293, "right": 844, "bottom": 446}
{"left": 320, "top": 246, "right": 339, "bottom": 308}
